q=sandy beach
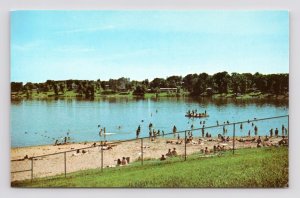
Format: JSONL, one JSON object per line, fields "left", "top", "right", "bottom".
{"left": 11, "top": 136, "right": 286, "bottom": 182}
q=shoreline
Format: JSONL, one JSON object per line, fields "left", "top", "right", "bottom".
{"left": 11, "top": 135, "right": 287, "bottom": 182}
{"left": 11, "top": 91, "right": 288, "bottom": 101}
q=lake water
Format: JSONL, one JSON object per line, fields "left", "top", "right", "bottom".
{"left": 11, "top": 97, "right": 289, "bottom": 148}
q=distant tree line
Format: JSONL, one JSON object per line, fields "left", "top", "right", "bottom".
{"left": 11, "top": 72, "right": 288, "bottom": 98}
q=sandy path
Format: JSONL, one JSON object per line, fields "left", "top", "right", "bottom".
{"left": 11, "top": 136, "right": 284, "bottom": 182}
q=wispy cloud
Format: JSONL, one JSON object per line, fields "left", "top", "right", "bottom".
{"left": 12, "top": 40, "right": 44, "bottom": 51}
{"left": 54, "top": 46, "right": 95, "bottom": 53}
{"left": 97, "top": 48, "right": 153, "bottom": 62}
{"left": 55, "top": 25, "right": 115, "bottom": 34}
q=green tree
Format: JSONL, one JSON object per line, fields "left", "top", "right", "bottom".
{"left": 212, "top": 71, "right": 230, "bottom": 94}
{"left": 11, "top": 82, "right": 23, "bottom": 92}
{"left": 133, "top": 85, "right": 146, "bottom": 96}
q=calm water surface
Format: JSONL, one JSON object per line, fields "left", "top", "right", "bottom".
{"left": 11, "top": 97, "right": 289, "bottom": 147}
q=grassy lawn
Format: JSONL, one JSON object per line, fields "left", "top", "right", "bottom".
{"left": 12, "top": 147, "right": 288, "bottom": 188}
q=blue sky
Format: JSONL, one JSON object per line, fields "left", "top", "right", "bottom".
{"left": 11, "top": 10, "right": 289, "bottom": 83}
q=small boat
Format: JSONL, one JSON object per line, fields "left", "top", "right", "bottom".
{"left": 185, "top": 114, "right": 209, "bottom": 118}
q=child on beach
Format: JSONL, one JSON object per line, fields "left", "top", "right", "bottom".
{"left": 166, "top": 149, "right": 172, "bottom": 157}
{"left": 160, "top": 154, "right": 166, "bottom": 161}
{"left": 121, "top": 157, "right": 127, "bottom": 165}
{"left": 171, "top": 148, "right": 178, "bottom": 157}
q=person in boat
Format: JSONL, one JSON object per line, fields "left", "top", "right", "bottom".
{"left": 187, "top": 110, "right": 191, "bottom": 115}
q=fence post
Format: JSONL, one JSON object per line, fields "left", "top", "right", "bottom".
{"left": 31, "top": 157, "right": 33, "bottom": 182}
{"left": 233, "top": 123, "right": 236, "bottom": 154}
{"left": 101, "top": 143, "right": 104, "bottom": 172}
{"left": 141, "top": 138, "right": 144, "bottom": 165}
{"left": 64, "top": 152, "right": 67, "bottom": 178}
{"left": 184, "top": 131, "right": 187, "bottom": 161}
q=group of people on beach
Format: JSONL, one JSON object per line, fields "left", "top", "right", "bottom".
{"left": 160, "top": 148, "right": 178, "bottom": 161}
{"left": 116, "top": 157, "right": 129, "bottom": 166}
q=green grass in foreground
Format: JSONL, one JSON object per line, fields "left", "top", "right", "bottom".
{"left": 12, "top": 147, "right": 288, "bottom": 188}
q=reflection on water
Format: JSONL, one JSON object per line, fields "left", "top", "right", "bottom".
{"left": 11, "top": 97, "right": 288, "bottom": 147}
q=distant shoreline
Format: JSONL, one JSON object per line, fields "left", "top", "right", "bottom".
{"left": 11, "top": 91, "right": 289, "bottom": 101}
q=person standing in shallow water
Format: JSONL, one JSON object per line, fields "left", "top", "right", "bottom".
{"left": 275, "top": 128, "right": 279, "bottom": 137}
{"left": 270, "top": 129, "right": 273, "bottom": 137}
{"left": 173, "top": 125, "right": 177, "bottom": 137}
{"left": 254, "top": 125, "right": 258, "bottom": 136}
